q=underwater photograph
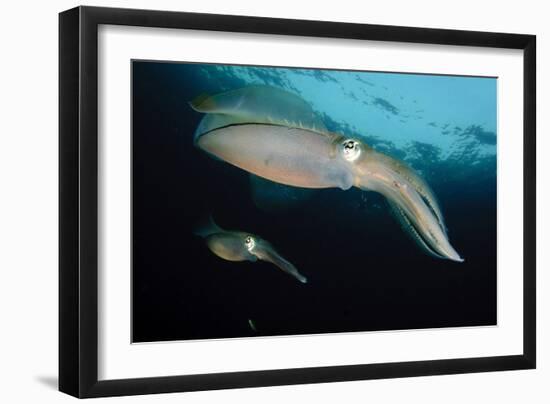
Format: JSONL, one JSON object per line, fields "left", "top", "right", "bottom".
{"left": 131, "top": 60, "right": 497, "bottom": 343}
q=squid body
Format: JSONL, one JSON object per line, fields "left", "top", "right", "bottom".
{"left": 191, "top": 86, "right": 464, "bottom": 262}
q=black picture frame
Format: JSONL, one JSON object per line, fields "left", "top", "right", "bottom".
{"left": 59, "top": 5, "right": 536, "bottom": 398}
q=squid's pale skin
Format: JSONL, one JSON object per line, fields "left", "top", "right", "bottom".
{"left": 191, "top": 86, "right": 463, "bottom": 262}
{"left": 195, "top": 217, "right": 308, "bottom": 283}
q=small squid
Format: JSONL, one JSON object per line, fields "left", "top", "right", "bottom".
{"left": 195, "top": 216, "right": 308, "bottom": 283}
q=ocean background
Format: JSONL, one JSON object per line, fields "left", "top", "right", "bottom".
{"left": 132, "top": 61, "right": 497, "bottom": 343}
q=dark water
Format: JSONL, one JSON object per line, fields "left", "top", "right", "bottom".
{"left": 132, "top": 61, "right": 496, "bottom": 342}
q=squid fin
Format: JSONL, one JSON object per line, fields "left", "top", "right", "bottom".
{"left": 191, "top": 85, "right": 329, "bottom": 139}
{"left": 194, "top": 215, "right": 224, "bottom": 238}
{"left": 193, "top": 113, "right": 251, "bottom": 143}
{"left": 189, "top": 93, "right": 217, "bottom": 112}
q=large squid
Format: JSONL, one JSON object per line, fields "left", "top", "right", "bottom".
{"left": 191, "top": 86, "right": 463, "bottom": 262}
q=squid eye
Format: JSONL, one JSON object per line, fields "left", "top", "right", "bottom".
{"left": 244, "top": 236, "right": 256, "bottom": 251}
{"left": 341, "top": 139, "right": 361, "bottom": 161}
{"left": 344, "top": 140, "right": 356, "bottom": 149}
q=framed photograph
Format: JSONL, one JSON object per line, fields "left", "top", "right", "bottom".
{"left": 59, "top": 6, "right": 536, "bottom": 398}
